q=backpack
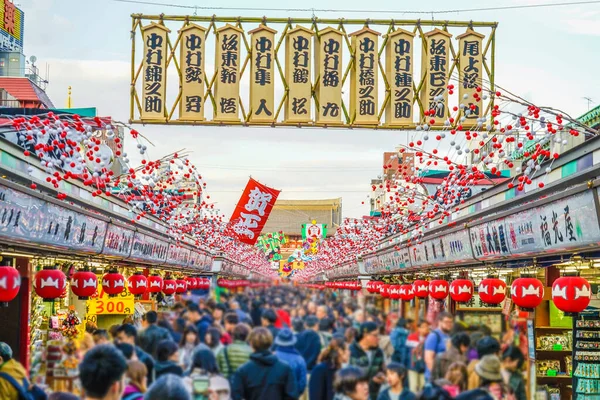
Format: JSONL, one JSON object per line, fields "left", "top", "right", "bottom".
{"left": 0, "top": 372, "right": 47, "bottom": 400}
{"left": 411, "top": 340, "right": 426, "bottom": 373}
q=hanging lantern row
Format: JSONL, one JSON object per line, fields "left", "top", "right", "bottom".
{"left": 325, "top": 281, "right": 362, "bottom": 291}
{"left": 217, "top": 279, "right": 250, "bottom": 289}
{"left": 301, "top": 283, "right": 326, "bottom": 290}
{"left": 248, "top": 282, "right": 270, "bottom": 289}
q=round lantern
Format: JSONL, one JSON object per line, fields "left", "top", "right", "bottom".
{"left": 0, "top": 266, "right": 21, "bottom": 306}
{"left": 366, "top": 281, "right": 375, "bottom": 293}
{"left": 388, "top": 285, "right": 401, "bottom": 300}
{"left": 200, "top": 278, "right": 211, "bottom": 290}
{"left": 162, "top": 277, "right": 177, "bottom": 295}
{"left": 413, "top": 280, "right": 429, "bottom": 298}
{"left": 380, "top": 284, "right": 391, "bottom": 298}
{"left": 429, "top": 279, "right": 449, "bottom": 300}
{"left": 102, "top": 270, "right": 126, "bottom": 297}
{"left": 552, "top": 276, "right": 592, "bottom": 314}
{"left": 128, "top": 272, "right": 148, "bottom": 297}
{"left": 217, "top": 278, "right": 229, "bottom": 288}
{"left": 175, "top": 279, "right": 187, "bottom": 294}
{"left": 478, "top": 278, "right": 506, "bottom": 305}
{"left": 34, "top": 266, "right": 67, "bottom": 301}
{"left": 71, "top": 269, "right": 97, "bottom": 300}
{"left": 511, "top": 277, "right": 544, "bottom": 311}
{"left": 450, "top": 279, "right": 474, "bottom": 303}
{"left": 399, "top": 284, "right": 415, "bottom": 302}
{"left": 147, "top": 275, "right": 163, "bottom": 293}
{"left": 186, "top": 277, "right": 198, "bottom": 290}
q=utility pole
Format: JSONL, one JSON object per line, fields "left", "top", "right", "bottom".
{"left": 583, "top": 97, "right": 594, "bottom": 111}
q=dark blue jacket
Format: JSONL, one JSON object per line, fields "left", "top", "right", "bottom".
{"left": 308, "top": 361, "right": 336, "bottom": 400}
{"left": 153, "top": 360, "right": 183, "bottom": 380}
{"left": 197, "top": 315, "right": 214, "bottom": 343}
{"left": 376, "top": 387, "right": 416, "bottom": 400}
{"left": 135, "top": 346, "right": 154, "bottom": 384}
{"left": 390, "top": 327, "right": 410, "bottom": 367}
{"left": 295, "top": 329, "right": 322, "bottom": 371}
{"left": 231, "top": 350, "right": 298, "bottom": 400}
{"left": 275, "top": 346, "right": 307, "bottom": 394}
{"left": 138, "top": 324, "right": 172, "bottom": 359}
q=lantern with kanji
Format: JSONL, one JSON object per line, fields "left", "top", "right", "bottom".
{"left": 162, "top": 277, "right": 177, "bottom": 295}
{"left": 511, "top": 277, "right": 544, "bottom": 311}
{"left": 478, "top": 278, "right": 506, "bottom": 305}
{"left": 71, "top": 269, "right": 97, "bottom": 300}
{"left": 0, "top": 266, "right": 21, "bottom": 306}
{"left": 552, "top": 276, "right": 592, "bottom": 314}
{"left": 147, "top": 275, "right": 163, "bottom": 293}
{"left": 399, "top": 284, "right": 415, "bottom": 302}
{"left": 128, "top": 272, "right": 148, "bottom": 296}
{"left": 413, "top": 280, "right": 429, "bottom": 298}
{"left": 429, "top": 279, "right": 449, "bottom": 300}
{"left": 450, "top": 279, "right": 474, "bottom": 303}
{"left": 102, "top": 270, "right": 126, "bottom": 297}
{"left": 35, "top": 266, "right": 67, "bottom": 301}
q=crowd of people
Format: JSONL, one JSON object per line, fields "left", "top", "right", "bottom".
{"left": 0, "top": 286, "right": 527, "bottom": 400}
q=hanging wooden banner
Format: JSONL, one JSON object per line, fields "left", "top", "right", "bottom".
{"left": 420, "top": 28, "right": 452, "bottom": 123}
{"left": 457, "top": 29, "right": 485, "bottom": 124}
{"left": 179, "top": 23, "right": 207, "bottom": 121}
{"left": 214, "top": 24, "right": 243, "bottom": 122}
{"left": 314, "top": 27, "right": 344, "bottom": 125}
{"left": 384, "top": 28, "right": 415, "bottom": 126}
{"left": 249, "top": 24, "right": 277, "bottom": 123}
{"left": 285, "top": 25, "right": 313, "bottom": 123}
{"left": 141, "top": 23, "right": 170, "bottom": 121}
{"left": 350, "top": 27, "right": 380, "bottom": 125}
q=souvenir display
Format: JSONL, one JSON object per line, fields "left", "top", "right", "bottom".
{"left": 573, "top": 316, "right": 600, "bottom": 397}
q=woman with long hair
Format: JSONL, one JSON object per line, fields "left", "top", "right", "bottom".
{"left": 179, "top": 325, "right": 200, "bottom": 371}
{"left": 309, "top": 337, "right": 350, "bottom": 400}
{"left": 122, "top": 360, "right": 148, "bottom": 400}
{"left": 184, "top": 348, "right": 230, "bottom": 400}
{"left": 205, "top": 327, "right": 224, "bottom": 356}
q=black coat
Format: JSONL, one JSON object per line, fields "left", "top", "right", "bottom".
{"left": 138, "top": 324, "right": 172, "bottom": 359}
{"left": 154, "top": 360, "right": 184, "bottom": 380}
{"left": 295, "top": 330, "right": 322, "bottom": 371}
{"left": 135, "top": 346, "right": 155, "bottom": 384}
{"left": 231, "top": 351, "right": 298, "bottom": 400}
{"left": 308, "top": 362, "right": 336, "bottom": 400}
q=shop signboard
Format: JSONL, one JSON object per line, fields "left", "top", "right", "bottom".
{"left": 469, "top": 218, "right": 511, "bottom": 260}
{"left": 408, "top": 241, "right": 427, "bottom": 267}
{"left": 409, "top": 229, "right": 475, "bottom": 267}
{"left": 442, "top": 229, "right": 476, "bottom": 264}
{"left": 101, "top": 224, "right": 134, "bottom": 257}
{"left": 0, "top": 0, "right": 24, "bottom": 52}
{"left": 363, "top": 254, "right": 380, "bottom": 274}
{"left": 189, "top": 251, "right": 210, "bottom": 271}
{"left": 377, "top": 248, "right": 411, "bottom": 272}
{"left": 328, "top": 262, "right": 359, "bottom": 278}
{"left": 166, "top": 244, "right": 191, "bottom": 267}
{"left": 128, "top": 231, "right": 169, "bottom": 263}
{"left": 0, "top": 183, "right": 107, "bottom": 253}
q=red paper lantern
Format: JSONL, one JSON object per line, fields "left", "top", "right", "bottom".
{"left": 0, "top": 266, "right": 21, "bottom": 306}
{"left": 128, "top": 273, "right": 148, "bottom": 296}
{"left": 399, "top": 284, "right": 415, "bottom": 301}
{"left": 552, "top": 276, "right": 592, "bottom": 314}
{"left": 175, "top": 279, "right": 187, "bottom": 294}
{"left": 450, "top": 279, "right": 474, "bottom": 303}
{"left": 35, "top": 267, "right": 67, "bottom": 301}
{"left": 511, "top": 277, "right": 544, "bottom": 311}
{"left": 388, "top": 285, "right": 401, "bottom": 300}
{"left": 186, "top": 277, "right": 198, "bottom": 290}
{"left": 200, "top": 278, "right": 211, "bottom": 290}
{"left": 102, "top": 270, "right": 126, "bottom": 297}
{"left": 147, "top": 275, "right": 163, "bottom": 293}
{"left": 478, "top": 278, "right": 506, "bottom": 305}
{"left": 380, "top": 284, "right": 391, "bottom": 298}
{"left": 413, "top": 280, "right": 429, "bottom": 298}
{"left": 71, "top": 270, "right": 97, "bottom": 300}
{"left": 429, "top": 279, "right": 449, "bottom": 300}
{"left": 162, "top": 278, "right": 177, "bottom": 295}
{"left": 217, "top": 278, "right": 229, "bottom": 288}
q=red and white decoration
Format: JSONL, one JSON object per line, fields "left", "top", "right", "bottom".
{"left": 510, "top": 277, "right": 544, "bottom": 311}
{"left": 450, "top": 279, "right": 474, "bottom": 303}
{"left": 413, "top": 280, "right": 429, "bottom": 298}
{"left": 162, "top": 277, "right": 177, "bottom": 295}
{"left": 128, "top": 272, "right": 148, "bottom": 296}
{"left": 388, "top": 285, "right": 401, "bottom": 300}
{"left": 0, "top": 266, "right": 21, "bottom": 305}
{"left": 429, "top": 279, "right": 449, "bottom": 300}
{"left": 399, "top": 284, "right": 415, "bottom": 301}
{"left": 197, "top": 278, "right": 210, "bottom": 290}
{"left": 102, "top": 270, "right": 126, "bottom": 297}
{"left": 147, "top": 275, "right": 164, "bottom": 293}
{"left": 175, "top": 279, "right": 188, "bottom": 294}
{"left": 478, "top": 278, "right": 506, "bottom": 305}
{"left": 35, "top": 267, "right": 67, "bottom": 300}
{"left": 71, "top": 270, "right": 97, "bottom": 300}
{"left": 552, "top": 276, "right": 592, "bottom": 314}
{"left": 186, "top": 277, "right": 198, "bottom": 290}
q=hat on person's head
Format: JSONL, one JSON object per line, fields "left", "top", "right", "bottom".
{"left": 0, "top": 342, "right": 12, "bottom": 361}
{"left": 475, "top": 354, "right": 502, "bottom": 381}
{"left": 305, "top": 315, "right": 319, "bottom": 328}
{"left": 358, "top": 321, "right": 378, "bottom": 341}
{"left": 274, "top": 328, "right": 297, "bottom": 347}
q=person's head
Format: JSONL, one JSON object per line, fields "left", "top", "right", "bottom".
{"left": 190, "top": 348, "right": 219, "bottom": 374}
{"left": 444, "top": 362, "right": 468, "bottom": 391}
{"left": 109, "top": 324, "right": 121, "bottom": 340}
{"left": 0, "top": 342, "right": 12, "bottom": 365}
{"left": 353, "top": 309, "right": 365, "bottom": 324}
{"left": 93, "top": 329, "right": 110, "bottom": 345}
{"left": 86, "top": 321, "right": 98, "bottom": 334}
{"left": 230, "top": 300, "right": 240, "bottom": 310}
{"left": 318, "top": 337, "right": 349, "bottom": 369}
{"left": 261, "top": 308, "right": 277, "bottom": 326}
{"left": 205, "top": 327, "right": 222, "bottom": 348}
{"left": 357, "top": 322, "right": 379, "bottom": 349}
{"left": 115, "top": 342, "right": 137, "bottom": 361}
{"left": 319, "top": 317, "right": 334, "bottom": 333}
{"left": 316, "top": 305, "right": 328, "bottom": 320}
{"left": 437, "top": 312, "right": 454, "bottom": 334}
{"left": 126, "top": 360, "right": 148, "bottom": 393}
{"left": 475, "top": 354, "right": 503, "bottom": 384}
{"left": 396, "top": 318, "right": 408, "bottom": 329}
{"left": 187, "top": 303, "right": 203, "bottom": 324}
{"left": 417, "top": 320, "right": 430, "bottom": 337}
{"left": 334, "top": 366, "right": 369, "bottom": 400}
{"left": 451, "top": 332, "right": 471, "bottom": 354}
{"left": 476, "top": 336, "right": 501, "bottom": 358}
{"left": 79, "top": 344, "right": 128, "bottom": 400}
{"left": 156, "top": 340, "right": 179, "bottom": 363}
{"left": 180, "top": 325, "right": 200, "bottom": 347}
{"left": 173, "top": 317, "right": 186, "bottom": 334}
{"left": 248, "top": 327, "right": 273, "bottom": 352}
{"left": 417, "top": 382, "right": 455, "bottom": 400}
{"left": 274, "top": 328, "right": 297, "bottom": 348}
{"left": 213, "top": 303, "right": 226, "bottom": 321}
{"left": 386, "top": 362, "right": 407, "bottom": 389}
{"left": 233, "top": 323, "right": 251, "bottom": 343}
{"left": 305, "top": 315, "right": 319, "bottom": 331}
{"left": 143, "top": 311, "right": 158, "bottom": 327}
{"left": 144, "top": 374, "right": 191, "bottom": 400}
{"left": 307, "top": 301, "right": 317, "bottom": 314}
{"left": 502, "top": 345, "right": 525, "bottom": 371}
{"left": 345, "top": 327, "right": 357, "bottom": 344}
{"left": 115, "top": 324, "right": 137, "bottom": 346}
{"left": 292, "top": 317, "right": 305, "bottom": 333}
{"left": 224, "top": 312, "right": 239, "bottom": 333}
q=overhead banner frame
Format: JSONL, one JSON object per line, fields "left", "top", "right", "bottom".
{"left": 130, "top": 15, "right": 497, "bottom": 130}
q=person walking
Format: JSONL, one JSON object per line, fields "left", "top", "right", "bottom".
{"left": 456, "top": 355, "right": 515, "bottom": 400}
{"left": 121, "top": 360, "right": 147, "bottom": 400}
{"left": 138, "top": 311, "right": 172, "bottom": 359}
{"left": 231, "top": 327, "right": 298, "bottom": 400}
{"left": 145, "top": 374, "right": 191, "bottom": 400}
{"left": 274, "top": 328, "right": 308, "bottom": 395}
{"left": 0, "top": 342, "right": 46, "bottom": 400}
{"left": 205, "top": 327, "right": 225, "bottom": 357}
{"left": 79, "top": 345, "right": 129, "bottom": 400}
{"left": 185, "top": 349, "right": 231, "bottom": 400}
{"left": 154, "top": 339, "right": 184, "bottom": 379}
{"left": 376, "top": 363, "right": 415, "bottom": 400}
{"left": 406, "top": 320, "right": 429, "bottom": 392}
{"left": 349, "top": 322, "right": 385, "bottom": 400}
{"left": 309, "top": 337, "right": 349, "bottom": 400}
{"left": 501, "top": 346, "right": 526, "bottom": 400}
{"left": 179, "top": 325, "right": 201, "bottom": 371}
{"left": 332, "top": 366, "right": 369, "bottom": 400}
{"left": 216, "top": 323, "right": 253, "bottom": 381}
{"left": 261, "top": 309, "right": 280, "bottom": 340}
{"left": 295, "top": 315, "right": 322, "bottom": 373}
{"left": 115, "top": 324, "right": 155, "bottom": 384}
{"left": 423, "top": 312, "right": 453, "bottom": 382}
{"left": 390, "top": 319, "right": 410, "bottom": 368}
{"left": 467, "top": 336, "right": 501, "bottom": 390}
{"left": 431, "top": 332, "right": 470, "bottom": 381}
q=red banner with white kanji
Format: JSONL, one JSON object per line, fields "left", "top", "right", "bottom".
{"left": 229, "top": 178, "right": 281, "bottom": 245}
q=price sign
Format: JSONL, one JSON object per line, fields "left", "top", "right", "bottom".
{"left": 88, "top": 289, "right": 135, "bottom": 315}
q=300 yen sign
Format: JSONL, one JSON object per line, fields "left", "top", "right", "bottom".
{"left": 92, "top": 297, "right": 134, "bottom": 315}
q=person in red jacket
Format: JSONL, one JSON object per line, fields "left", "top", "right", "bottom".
{"left": 273, "top": 298, "right": 291, "bottom": 329}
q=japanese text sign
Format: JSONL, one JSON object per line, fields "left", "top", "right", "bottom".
{"left": 457, "top": 29, "right": 484, "bottom": 124}
{"left": 385, "top": 28, "right": 415, "bottom": 126}
{"left": 249, "top": 25, "right": 277, "bottom": 123}
{"left": 179, "top": 23, "right": 207, "bottom": 121}
{"left": 214, "top": 24, "right": 243, "bottom": 122}
{"left": 141, "top": 23, "right": 170, "bottom": 121}
{"left": 420, "top": 29, "right": 452, "bottom": 121}
{"left": 230, "top": 178, "right": 280, "bottom": 245}
{"left": 350, "top": 28, "right": 380, "bottom": 125}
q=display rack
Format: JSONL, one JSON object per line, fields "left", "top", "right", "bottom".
{"left": 573, "top": 317, "right": 600, "bottom": 399}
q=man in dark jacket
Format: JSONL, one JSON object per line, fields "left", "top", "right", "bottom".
{"left": 138, "top": 311, "right": 172, "bottom": 359}
{"left": 115, "top": 324, "right": 155, "bottom": 384}
{"left": 295, "top": 315, "right": 322, "bottom": 372}
{"left": 349, "top": 322, "right": 386, "bottom": 400}
{"left": 261, "top": 308, "right": 280, "bottom": 340}
{"left": 231, "top": 327, "right": 298, "bottom": 400}
{"left": 189, "top": 304, "right": 215, "bottom": 344}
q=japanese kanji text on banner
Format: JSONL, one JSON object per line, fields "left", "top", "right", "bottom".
{"left": 230, "top": 178, "right": 281, "bottom": 245}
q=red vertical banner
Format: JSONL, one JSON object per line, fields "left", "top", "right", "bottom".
{"left": 230, "top": 178, "right": 280, "bottom": 245}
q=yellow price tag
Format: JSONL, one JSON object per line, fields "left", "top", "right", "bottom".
{"left": 91, "top": 296, "right": 135, "bottom": 315}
